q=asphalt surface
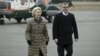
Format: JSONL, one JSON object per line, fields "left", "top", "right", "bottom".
{"left": 0, "top": 11, "right": 100, "bottom": 56}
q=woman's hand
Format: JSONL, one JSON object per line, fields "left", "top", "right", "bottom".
{"left": 46, "top": 41, "right": 48, "bottom": 45}
{"left": 27, "top": 40, "right": 32, "bottom": 46}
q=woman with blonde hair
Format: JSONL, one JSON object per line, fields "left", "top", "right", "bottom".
{"left": 25, "top": 7, "right": 49, "bottom": 56}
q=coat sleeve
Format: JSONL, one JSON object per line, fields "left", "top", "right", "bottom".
{"left": 25, "top": 21, "right": 32, "bottom": 41}
{"left": 52, "top": 15, "right": 59, "bottom": 40}
{"left": 72, "top": 14, "right": 79, "bottom": 39}
{"left": 43, "top": 23, "right": 49, "bottom": 42}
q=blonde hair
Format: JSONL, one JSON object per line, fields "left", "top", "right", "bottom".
{"left": 32, "top": 7, "right": 42, "bottom": 16}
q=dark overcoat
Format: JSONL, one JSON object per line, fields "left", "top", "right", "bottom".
{"left": 53, "top": 12, "right": 78, "bottom": 44}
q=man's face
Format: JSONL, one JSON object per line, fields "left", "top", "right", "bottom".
{"left": 62, "top": 4, "right": 69, "bottom": 12}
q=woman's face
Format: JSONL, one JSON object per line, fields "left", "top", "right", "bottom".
{"left": 34, "top": 9, "right": 42, "bottom": 18}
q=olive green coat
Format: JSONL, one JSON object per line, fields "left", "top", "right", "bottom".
{"left": 25, "top": 17, "right": 49, "bottom": 56}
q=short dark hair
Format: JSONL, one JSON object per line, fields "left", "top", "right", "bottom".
{"left": 61, "top": 2, "right": 69, "bottom": 7}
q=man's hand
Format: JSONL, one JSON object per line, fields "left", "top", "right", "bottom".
{"left": 75, "top": 39, "right": 78, "bottom": 42}
{"left": 54, "top": 39, "right": 58, "bottom": 43}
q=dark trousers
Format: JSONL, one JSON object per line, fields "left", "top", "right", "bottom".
{"left": 57, "top": 44, "right": 73, "bottom": 56}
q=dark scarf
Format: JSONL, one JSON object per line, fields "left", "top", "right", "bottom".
{"left": 34, "top": 17, "right": 42, "bottom": 24}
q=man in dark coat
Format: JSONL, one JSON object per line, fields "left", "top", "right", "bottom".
{"left": 52, "top": 2, "right": 79, "bottom": 56}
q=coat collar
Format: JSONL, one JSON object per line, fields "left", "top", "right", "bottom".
{"left": 62, "top": 12, "right": 69, "bottom": 16}
{"left": 33, "top": 17, "right": 43, "bottom": 24}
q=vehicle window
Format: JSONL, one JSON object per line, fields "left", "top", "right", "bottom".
{"left": 20, "top": 0, "right": 28, "bottom": 5}
{"left": 0, "top": 2, "right": 6, "bottom": 9}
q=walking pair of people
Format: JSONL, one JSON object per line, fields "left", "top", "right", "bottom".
{"left": 25, "top": 2, "right": 79, "bottom": 56}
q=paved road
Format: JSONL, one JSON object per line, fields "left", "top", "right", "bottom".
{"left": 0, "top": 11, "right": 100, "bottom": 56}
